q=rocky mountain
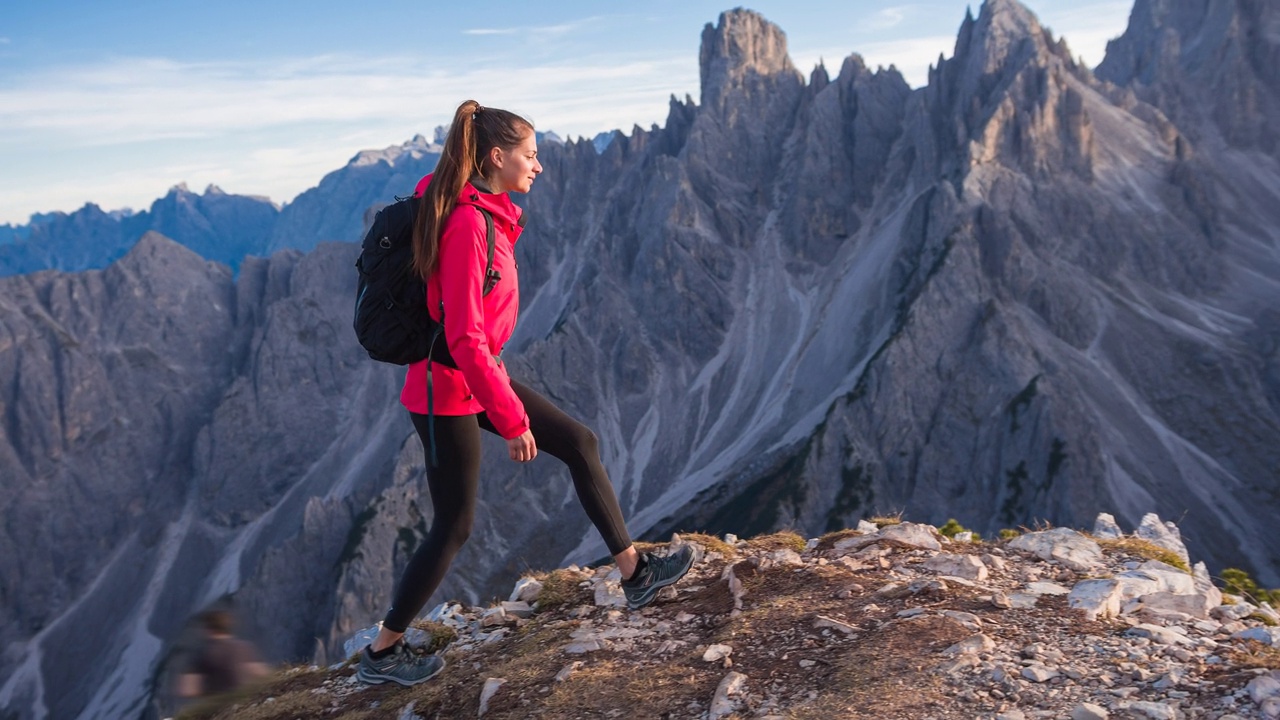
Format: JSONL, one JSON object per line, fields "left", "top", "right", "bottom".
{"left": 171, "top": 519, "right": 1280, "bottom": 719}
{"left": 264, "top": 135, "right": 443, "bottom": 254}
{"left": 0, "top": 137, "right": 444, "bottom": 275}
{"left": 0, "top": 185, "right": 280, "bottom": 276}
{"left": 1, "top": 0, "right": 1278, "bottom": 718}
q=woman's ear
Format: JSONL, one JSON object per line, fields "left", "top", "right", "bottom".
{"left": 488, "top": 145, "right": 505, "bottom": 170}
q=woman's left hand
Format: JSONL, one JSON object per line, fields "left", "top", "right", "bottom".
{"left": 507, "top": 430, "right": 537, "bottom": 463}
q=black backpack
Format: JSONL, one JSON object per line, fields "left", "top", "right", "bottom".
{"left": 353, "top": 196, "right": 498, "bottom": 366}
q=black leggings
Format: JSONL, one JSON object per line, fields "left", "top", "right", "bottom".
{"left": 383, "top": 380, "right": 633, "bottom": 632}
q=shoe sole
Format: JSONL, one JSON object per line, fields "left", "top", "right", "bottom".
{"left": 626, "top": 551, "right": 696, "bottom": 610}
{"left": 356, "top": 657, "right": 446, "bottom": 686}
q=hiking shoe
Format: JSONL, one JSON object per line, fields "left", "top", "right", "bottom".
{"left": 621, "top": 544, "right": 695, "bottom": 610}
{"left": 356, "top": 641, "right": 445, "bottom": 686}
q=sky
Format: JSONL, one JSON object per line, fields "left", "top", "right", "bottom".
{"left": 0, "top": 0, "right": 1135, "bottom": 226}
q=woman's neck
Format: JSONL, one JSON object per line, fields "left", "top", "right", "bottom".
{"left": 471, "top": 175, "right": 498, "bottom": 194}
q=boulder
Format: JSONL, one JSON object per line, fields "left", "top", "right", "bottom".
{"left": 1008, "top": 528, "right": 1104, "bottom": 572}
{"left": 924, "top": 553, "right": 989, "bottom": 581}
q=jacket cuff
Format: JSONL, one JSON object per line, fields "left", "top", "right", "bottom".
{"left": 497, "top": 414, "right": 531, "bottom": 441}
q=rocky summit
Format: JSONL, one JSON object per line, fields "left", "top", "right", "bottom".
{"left": 172, "top": 515, "right": 1280, "bottom": 719}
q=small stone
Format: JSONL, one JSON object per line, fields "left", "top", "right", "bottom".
{"left": 879, "top": 522, "right": 945, "bottom": 550}
{"left": 1248, "top": 675, "right": 1280, "bottom": 704}
{"left": 477, "top": 678, "right": 506, "bottom": 718}
{"left": 798, "top": 659, "right": 816, "bottom": 668}
{"left": 1234, "top": 627, "right": 1280, "bottom": 646}
{"left": 708, "top": 671, "right": 748, "bottom": 720}
{"left": 943, "top": 633, "right": 996, "bottom": 656}
{"left": 897, "top": 607, "right": 927, "bottom": 618}
{"left": 1022, "top": 665, "right": 1060, "bottom": 683}
{"left": 767, "top": 549, "right": 804, "bottom": 566}
{"left": 924, "top": 553, "right": 989, "bottom": 581}
{"left": 1093, "top": 513, "right": 1123, "bottom": 539}
{"left": 554, "top": 662, "right": 584, "bottom": 682}
{"left": 501, "top": 601, "right": 534, "bottom": 618}
{"left": 1008, "top": 527, "right": 1104, "bottom": 572}
{"left": 1072, "top": 702, "right": 1109, "bottom": 720}
{"left": 1125, "top": 700, "right": 1178, "bottom": 719}
{"left": 942, "top": 610, "right": 983, "bottom": 631}
{"left": 814, "top": 615, "right": 858, "bottom": 635}
{"left": 703, "top": 644, "right": 733, "bottom": 662}
{"left": 509, "top": 577, "right": 543, "bottom": 603}
{"left": 991, "top": 590, "right": 1013, "bottom": 609}
{"left": 1128, "top": 623, "right": 1192, "bottom": 646}
{"left": 1025, "top": 581, "right": 1071, "bottom": 596}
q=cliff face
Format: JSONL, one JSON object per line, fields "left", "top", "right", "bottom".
{"left": 1, "top": 1, "right": 1279, "bottom": 718}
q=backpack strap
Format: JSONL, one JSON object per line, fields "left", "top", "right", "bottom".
{"left": 478, "top": 207, "right": 500, "bottom": 297}
{"left": 425, "top": 205, "right": 500, "bottom": 468}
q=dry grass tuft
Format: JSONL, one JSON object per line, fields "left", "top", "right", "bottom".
{"left": 1097, "top": 537, "right": 1190, "bottom": 572}
{"left": 408, "top": 619, "right": 459, "bottom": 653}
{"left": 677, "top": 532, "right": 737, "bottom": 558}
{"left": 744, "top": 530, "right": 808, "bottom": 553}
{"left": 867, "top": 513, "right": 903, "bottom": 527}
{"left": 532, "top": 567, "right": 592, "bottom": 611}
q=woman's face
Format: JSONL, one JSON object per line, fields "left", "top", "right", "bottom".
{"left": 489, "top": 130, "right": 542, "bottom": 194}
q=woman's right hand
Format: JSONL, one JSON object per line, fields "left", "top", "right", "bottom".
{"left": 507, "top": 430, "right": 537, "bottom": 463}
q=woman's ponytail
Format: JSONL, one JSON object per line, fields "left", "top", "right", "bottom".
{"left": 412, "top": 100, "right": 481, "bottom": 280}
{"left": 412, "top": 99, "right": 534, "bottom": 280}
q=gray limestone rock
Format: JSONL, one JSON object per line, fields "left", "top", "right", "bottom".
{"left": 1008, "top": 528, "right": 1105, "bottom": 572}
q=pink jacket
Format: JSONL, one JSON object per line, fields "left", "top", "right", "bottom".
{"left": 399, "top": 174, "right": 529, "bottom": 439}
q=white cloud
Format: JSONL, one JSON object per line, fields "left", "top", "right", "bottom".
{"left": 0, "top": 50, "right": 696, "bottom": 223}
{"left": 866, "top": 6, "right": 910, "bottom": 31}
{"left": 463, "top": 17, "right": 603, "bottom": 38}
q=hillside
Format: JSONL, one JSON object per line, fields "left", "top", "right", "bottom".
{"left": 170, "top": 517, "right": 1280, "bottom": 719}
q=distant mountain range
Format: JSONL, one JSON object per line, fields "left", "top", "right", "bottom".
{"left": 1, "top": 0, "right": 1278, "bottom": 718}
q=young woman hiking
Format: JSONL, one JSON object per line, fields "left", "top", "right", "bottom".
{"left": 357, "top": 100, "right": 695, "bottom": 686}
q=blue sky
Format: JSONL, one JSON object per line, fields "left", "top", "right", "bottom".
{"left": 0, "top": 0, "right": 1134, "bottom": 226}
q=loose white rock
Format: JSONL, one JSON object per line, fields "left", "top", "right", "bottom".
{"left": 1233, "top": 627, "right": 1280, "bottom": 646}
{"left": 708, "top": 671, "right": 748, "bottom": 720}
{"left": 1125, "top": 700, "right": 1179, "bottom": 719}
{"left": 1072, "top": 702, "right": 1109, "bottom": 720}
{"left": 814, "top": 615, "right": 858, "bottom": 635}
{"left": 1008, "top": 527, "right": 1104, "bottom": 572}
{"left": 1247, "top": 674, "right": 1280, "bottom": 704}
{"left": 703, "top": 644, "right": 734, "bottom": 662}
{"left": 879, "top": 522, "right": 944, "bottom": 550}
{"left": 1069, "top": 579, "right": 1124, "bottom": 621}
{"left": 555, "top": 662, "right": 583, "bottom": 682}
{"left": 509, "top": 577, "right": 543, "bottom": 604}
{"left": 1136, "top": 513, "right": 1191, "bottom": 568}
{"left": 477, "top": 677, "right": 506, "bottom": 718}
{"left": 1092, "top": 513, "right": 1123, "bottom": 539}
{"left": 924, "top": 553, "right": 988, "bottom": 581}
{"left": 943, "top": 633, "right": 996, "bottom": 656}
{"left": 1022, "top": 664, "right": 1060, "bottom": 683}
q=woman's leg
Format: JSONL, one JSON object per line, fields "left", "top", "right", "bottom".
{"left": 373, "top": 412, "right": 482, "bottom": 650}
{"left": 479, "top": 381, "right": 635, "bottom": 561}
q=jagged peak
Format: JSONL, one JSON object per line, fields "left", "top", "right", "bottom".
{"left": 699, "top": 8, "right": 798, "bottom": 109}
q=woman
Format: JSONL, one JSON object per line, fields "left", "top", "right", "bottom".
{"left": 357, "top": 100, "right": 695, "bottom": 687}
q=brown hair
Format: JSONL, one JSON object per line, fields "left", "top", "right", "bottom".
{"left": 412, "top": 100, "right": 534, "bottom": 280}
